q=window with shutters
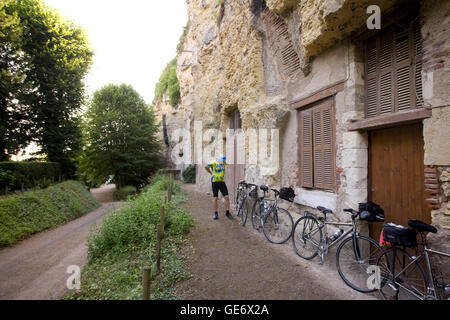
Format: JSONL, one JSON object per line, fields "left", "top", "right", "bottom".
{"left": 364, "top": 14, "right": 423, "bottom": 118}
{"left": 299, "top": 98, "right": 335, "bottom": 191}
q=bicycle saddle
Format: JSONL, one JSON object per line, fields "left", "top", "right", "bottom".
{"left": 408, "top": 219, "right": 437, "bottom": 233}
{"left": 317, "top": 206, "right": 333, "bottom": 214}
{"left": 260, "top": 185, "right": 269, "bottom": 192}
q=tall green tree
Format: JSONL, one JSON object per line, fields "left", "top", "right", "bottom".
{"left": 81, "top": 84, "right": 163, "bottom": 189}
{"left": 1, "top": 0, "right": 93, "bottom": 173}
{"left": 0, "top": 0, "right": 29, "bottom": 160}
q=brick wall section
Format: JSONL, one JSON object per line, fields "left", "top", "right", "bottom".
{"left": 424, "top": 166, "right": 441, "bottom": 210}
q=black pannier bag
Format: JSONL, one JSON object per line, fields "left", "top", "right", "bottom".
{"left": 280, "top": 187, "right": 295, "bottom": 202}
{"left": 383, "top": 223, "right": 418, "bottom": 247}
{"left": 358, "top": 201, "right": 385, "bottom": 222}
{"left": 249, "top": 188, "right": 258, "bottom": 199}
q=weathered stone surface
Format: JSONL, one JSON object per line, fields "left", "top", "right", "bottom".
{"left": 342, "top": 149, "right": 368, "bottom": 169}
{"left": 342, "top": 132, "right": 368, "bottom": 149}
{"left": 297, "top": 0, "right": 396, "bottom": 59}
{"left": 266, "top": 0, "right": 299, "bottom": 15}
{"left": 440, "top": 169, "right": 450, "bottom": 182}
{"left": 424, "top": 107, "right": 450, "bottom": 166}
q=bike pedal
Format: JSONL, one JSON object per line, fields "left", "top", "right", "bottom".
{"left": 445, "top": 285, "right": 450, "bottom": 295}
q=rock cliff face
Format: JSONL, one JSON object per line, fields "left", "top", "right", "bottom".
{"left": 173, "top": 0, "right": 399, "bottom": 185}
{"left": 155, "top": 0, "right": 450, "bottom": 284}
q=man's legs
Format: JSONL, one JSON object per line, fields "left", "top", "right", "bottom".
{"left": 224, "top": 195, "right": 230, "bottom": 211}
{"left": 219, "top": 182, "right": 233, "bottom": 220}
{"left": 212, "top": 182, "right": 219, "bottom": 220}
{"left": 211, "top": 182, "right": 232, "bottom": 220}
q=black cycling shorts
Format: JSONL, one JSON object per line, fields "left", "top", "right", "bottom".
{"left": 212, "top": 181, "right": 228, "bottom": 198}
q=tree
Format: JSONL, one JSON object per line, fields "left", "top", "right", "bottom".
{"left": 1, "top": 0, "right": 93, "bottom": 173}
{"left": 0, "top": 0, "right": 29, "bottom": 160}
{"left": 81, "top": 84, "right": 163, "bottom": 189}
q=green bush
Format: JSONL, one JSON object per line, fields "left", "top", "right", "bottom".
{"left": 153, "top": 58, "right": 180, "bottom": 107}
{"left": 0, "top": 161, "right": 62, "bottom": 191}
{"left": 67, "top": 174, "right": 193, "bottom": 300}
{"left": 0, "top": 180, "right": 100, "bottom": 247}
{"left": 113, "top": 186, "right": 137, "bottom": 201}
{"left": 182, "top": 164, "right": 196, "bottom": 184}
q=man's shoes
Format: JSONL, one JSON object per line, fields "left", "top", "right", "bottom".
{"left": 225, "top": 211, "right": 233, "bottom": 220}
{"left": 213, "top": 212, "right": 218, "bottom": 220}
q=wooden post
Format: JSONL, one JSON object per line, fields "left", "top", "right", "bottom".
{"left": 168, "top": 177, "right": 173, "bottom": 203}
{"left": 142, "top": 267, "right": 151, "bottom": 300}
{"left": 160, "top": 205, "right": 165, "bottom": 231}
{"left": 21, "top": 183, "right": 24, "bottom": 192}
{"left": 156, "top": 224, "right": 162, "bottom": 273}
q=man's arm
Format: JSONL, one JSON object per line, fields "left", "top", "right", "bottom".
{"left": 205, "top": 165, "right": 212, "bottom": 175}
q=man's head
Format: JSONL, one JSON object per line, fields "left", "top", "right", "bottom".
{"left": 216, "top": 154, "right": 226, "bottom": 164}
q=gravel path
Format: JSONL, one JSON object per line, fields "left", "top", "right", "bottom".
{"left": 0, "top": 184, "right": 121, "bottom": 300}
{"left": 175, "top": 184, "right": 378, "bottom": 300}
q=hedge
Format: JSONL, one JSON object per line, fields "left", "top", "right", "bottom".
{"left": 182, "top": 164, "right": 196, "bottom": 184}
{"left": 0, "top": 180, "right": 101, "bottom": 247}
{"left": 0, "top": 161, "right": 62, "bottom": 192}
{"left": 113, "top": 186, "right": 137, "bottom": 201}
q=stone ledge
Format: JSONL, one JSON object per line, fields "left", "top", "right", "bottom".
{"left": 293, "top": 187, "right": 337, "bottom": 212}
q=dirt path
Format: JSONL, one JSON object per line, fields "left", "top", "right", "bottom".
{"left": 0, "top": 184, "right": 121, "bottom": 300}
{"left": 175, "top": 184, "right": 378, "bottom": 300}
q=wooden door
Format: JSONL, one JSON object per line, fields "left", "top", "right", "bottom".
{"left": 369, "top": 123, "right": 429, "bottom": 241}
{"left": 227, "top": 109, "right": 244, "bottom": 202}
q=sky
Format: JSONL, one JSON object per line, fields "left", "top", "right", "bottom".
{"left": 43, "top": 0, "right": 189, "bottom": 105}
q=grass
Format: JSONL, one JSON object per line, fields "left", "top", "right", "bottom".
{"left": 0, "top": 180, "right": 100, "bottom": 248}
{"left": 65, "top": 174, "right": 193, "bottom": 300}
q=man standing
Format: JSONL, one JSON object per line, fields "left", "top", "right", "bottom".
{"left": 205, "top": 155, "right": 233, "bottom": 220}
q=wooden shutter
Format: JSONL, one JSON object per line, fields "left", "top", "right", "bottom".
{"left": 299, "top": 99, "right": 335, "bottom": 190}
{"left": 299, "top": 109, "right": 313, "bottom": 188}
{"left": 365, "top": 15, "right": 423, "bottom": 118}
{"left": 312, "top": 101, "right": 335, "bottom": 190}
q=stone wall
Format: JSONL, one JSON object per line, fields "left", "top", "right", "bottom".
{"left": 169, "top": 0, "right": 450, "bottom": 271}
{"left": 420, "top": 0, "right": 450, "bottom": 277}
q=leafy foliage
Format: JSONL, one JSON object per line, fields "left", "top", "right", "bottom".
{"left": 80, "top": 84, "right": 163, "bottom": 189}
{"left": 0, "top": 0, "right": 27, "bottom": 160}
{"left": 182, "top": 164, "right": 196, "bottom": 184}
{"left": 153, "top": 58, "right": 180, "bottom": 107}
{"left": 1, "top": 0, "right": 93, "bottom": 171}
{"left": 0, "top": 180, "right": 100, "bottom": 247}
{"left": 0, "top": 161, "right": 62, "bottom": 191}
{"left": 66, "top": 174, "right": 193, "bottom": 300}
{"left": 113, "top": 185, "right": 137, "bottom": 201}
{"left": 176, "top": 20, "right": 190, "bottom": 55}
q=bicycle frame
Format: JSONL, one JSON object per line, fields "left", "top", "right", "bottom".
{"left": 384, "top": 232, "right": 450, "bottom": 300}
{"left": 254, "top": 190, "right": 279, "bottom": 226}
{"left": 301, "top": 211, "right": 363, "bottom": 264}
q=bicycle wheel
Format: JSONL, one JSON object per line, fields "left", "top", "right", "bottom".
{"left": 292, "top": 215, "right": 322, "bottom": 260}
{"left": 234, "top": 188, "right": 244, "bottom": 218}
{"left": 251, "top": 199, "right": 262, "bottom": 231}
{"left": 240, "top": 198, "right": 249, "bottom": 226}
{"left": 376, "top": 246, "right": 428, "bottom": 300}
{"left": 336, "top": 234, "right": 383, "bottom": 293}
{"left": 263, "top": 207, "right": 294, "bottom": 244}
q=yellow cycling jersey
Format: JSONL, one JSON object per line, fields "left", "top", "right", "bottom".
{"left": 207, "top": 161, "right": 227, "bottom": 183}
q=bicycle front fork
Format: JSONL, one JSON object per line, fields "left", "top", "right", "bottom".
{"left": 318, "top": 243, "right": 328, "bottom": 265}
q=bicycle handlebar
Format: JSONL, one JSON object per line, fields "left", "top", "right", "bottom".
{"left": 344, "top": 208, "right": 359, "bottom": 219}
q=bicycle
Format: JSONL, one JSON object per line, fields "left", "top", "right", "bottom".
{"left": 292, "top": 206, "right": 383, "bottom": 293}
{"left": 375, "top": 219, "right": 450, "bottom": 300}
{"left": 234, "top": 180, "right": 257, "bottom": 226}
{"left": 250, "top": 185, "right": 294, "bottom": 244}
